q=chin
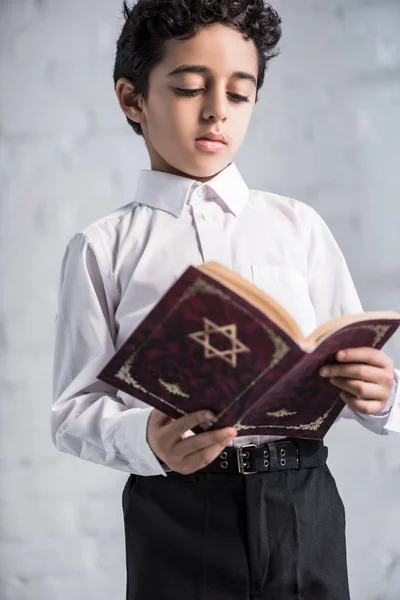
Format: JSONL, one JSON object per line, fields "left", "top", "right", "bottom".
{"left": 180, "top": 158, "right": 231, "bottom": 181}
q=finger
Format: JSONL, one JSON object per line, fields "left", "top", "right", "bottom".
{"left": 183, "top": 434, "right": 236, "bottom": 471}
{"left": 178, "top": 426, "right": 237, "bottom": 457}
{"left": 165, "top": 409, "right": 217, "bottom": 441}
{"left": 320, "top": 364, "right": 384, "bottom": 383}
{"left": 330, "top": 377, "right": 383, "bottom": 400}
{"left": 151, "top": 408, "right": 175, "bottom": 427}
{"left": 336, "top": 348, "right": 392, "bottom": 369}
{"left": 341, "top": 392, "right": 387, "bottom": 415}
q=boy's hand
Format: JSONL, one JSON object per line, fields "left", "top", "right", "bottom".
{"left": 147, "top": 409, "right": 237, "bottom": 474}
{"left": 319, "top": 347, "right": 395, "bottom": 415}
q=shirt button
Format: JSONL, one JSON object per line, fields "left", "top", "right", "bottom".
{"left": 197, "top": 186, "right": 207, "bottom": 198}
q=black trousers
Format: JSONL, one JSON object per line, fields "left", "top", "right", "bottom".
{"left": 122, "top": 463, "right": 350, "bottom": 599}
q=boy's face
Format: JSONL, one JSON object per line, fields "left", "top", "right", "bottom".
{"left": 117, "top": 23, "right": 259, "bottom": 181}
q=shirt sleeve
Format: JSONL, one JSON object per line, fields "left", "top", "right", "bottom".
{"left": 51, "top": 233, "right": 167, "bottom": 476}
{"left": 304, "top": 207, "right": 400, "bottom": 435}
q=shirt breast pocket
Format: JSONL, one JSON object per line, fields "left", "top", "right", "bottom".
{"left": 250, "top": 264, "right": 317, "bottom": 336}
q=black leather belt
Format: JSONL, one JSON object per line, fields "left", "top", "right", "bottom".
{"left": 197, "top": 438, "right": 327, "bottom": 475}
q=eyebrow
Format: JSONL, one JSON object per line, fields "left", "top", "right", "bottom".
{"left": 167, "top": 64, "right": 257, "bottom": 87}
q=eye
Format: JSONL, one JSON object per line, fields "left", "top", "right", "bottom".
{"left": 174, "top": 88, "right": 250, "bottom": 103}
{"left": 174, "top": 88, "right": 202, "bottom": 97}
{"left": 228, "top": 93, "right": 250, "bottom": 103}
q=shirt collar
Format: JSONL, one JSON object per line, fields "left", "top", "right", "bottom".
{"left": 133, "top": 163, "right": 249, "bottom": 217}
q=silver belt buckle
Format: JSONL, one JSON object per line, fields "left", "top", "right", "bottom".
{"left": 237, "top": 444, "right": 258, "bottom": 475}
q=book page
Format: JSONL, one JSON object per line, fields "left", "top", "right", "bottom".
{"left": 199, "top": 261, "right": 400, "bottom": 353}
{"left": 303, "top": 311, "right": 400, "bottom": 351}
{"left": 198, "top": 262, "right": 303, "bottom": 341}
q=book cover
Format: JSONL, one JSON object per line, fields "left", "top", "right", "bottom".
{"left": 98, "top": 266, "right": 400, "bottom": 438}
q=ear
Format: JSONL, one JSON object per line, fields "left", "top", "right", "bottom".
{"left": 115, "top": 78, "right": 144, "bottom": 125}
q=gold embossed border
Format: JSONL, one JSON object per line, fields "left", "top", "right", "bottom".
{"left": 359, "top": 324, "right": 390, "bottom": 347}
{"left": 235, "top": 403, "right": 337, "bottom": 433}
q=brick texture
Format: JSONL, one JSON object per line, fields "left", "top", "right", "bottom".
{"left": 0, "top": 0, "right": 399, "bottom": 598}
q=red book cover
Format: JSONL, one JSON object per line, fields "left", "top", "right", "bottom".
{"left": 98, "top": 265, "right": 400, "bottom": 438}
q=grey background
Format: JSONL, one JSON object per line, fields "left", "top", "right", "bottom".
{"left": 1, "top": 0, "right": 399, "bottom": 598}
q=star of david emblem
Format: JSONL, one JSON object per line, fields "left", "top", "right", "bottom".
{"left": 188, "top": 318, "right": 250, "bottom": 368}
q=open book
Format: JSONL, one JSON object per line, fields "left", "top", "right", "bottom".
{"left": 98, "top": 262, "right": 400, "bottom": 438}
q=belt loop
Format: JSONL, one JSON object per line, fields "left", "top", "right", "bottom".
{"left": 295, "top": 438, "right": 326, "bottom": 468}
{"left": 292, "top": 438, "right": 301, "bottom": 469}
{"left": 268, "top": 441, "right": 278, "bottom": 471}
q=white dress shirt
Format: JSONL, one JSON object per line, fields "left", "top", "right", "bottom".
{"left": 52, "top": 163, "right": 400, "bottom": 476}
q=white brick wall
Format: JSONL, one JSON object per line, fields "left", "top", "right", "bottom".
{"left": 0, "top": 0, "right": 399, "bottom": 598}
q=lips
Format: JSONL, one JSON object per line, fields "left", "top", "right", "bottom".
{"left": 196, "top": 132, "right": 227, "bottom": 144}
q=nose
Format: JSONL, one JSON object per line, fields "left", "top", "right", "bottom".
{"left": 201, "top": 85, "right": 228, "bottom": 123}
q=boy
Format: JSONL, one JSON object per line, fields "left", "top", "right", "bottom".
{"left": 52, "top": 1, "right": 400, "bottom": 598}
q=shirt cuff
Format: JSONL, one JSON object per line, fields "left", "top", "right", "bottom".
{"left": 112, "top": 407, "right": 167, "bottom": 477}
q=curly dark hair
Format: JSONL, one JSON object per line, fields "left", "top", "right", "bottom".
{"left": 113, "top": 0, "right": 282, "bottom": 136}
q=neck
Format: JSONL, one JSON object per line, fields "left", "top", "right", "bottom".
{"left": 148, "top": 154, "right": 231, "bottom": 183}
